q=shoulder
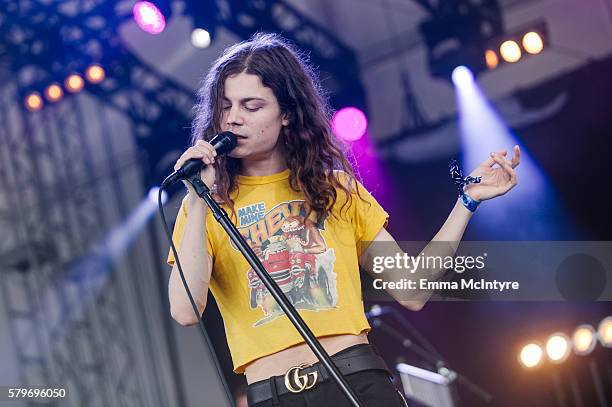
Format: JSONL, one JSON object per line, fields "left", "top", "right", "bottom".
{"left": 327, "top": 170, "right": 374, "bottom": 218}
{"left": 330, "top": 169, "right": 360, "bottom": 192}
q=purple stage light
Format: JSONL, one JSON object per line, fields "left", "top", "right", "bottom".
{"left": 133, "top": 1, "right": 166, "bottom": 35}
{"left": 332, "top": 107, "right": 368, "bottom": 141}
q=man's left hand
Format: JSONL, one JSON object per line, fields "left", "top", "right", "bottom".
{"left": 464, "top": 145, "right": 521, "bottom": 202}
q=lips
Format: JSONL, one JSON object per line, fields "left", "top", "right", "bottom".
{"left": 235, "top": 135, "right": 248, "bottom": 144}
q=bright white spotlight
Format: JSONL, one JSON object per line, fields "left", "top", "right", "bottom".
{"left": 573, "top": 324, "right": 596, "bottom": 355}
{"left": 500, "top": 40, "right": 522, "bottom": 63}
{"left": 519, "top": 342, "right": 543, "bottom": 368}
{"left": 454, "top": 38, "right": 567, "bottom": 240}
{"left": 546, "top": 333, "right": 571, "bottom": 363}
{"left": 597, "top": 316, "right": 612, "bottom": 347}
{"left": 451, "top": 66, "right": 474, "bottom": 87}
{"left": 368, "top": 304, "right": 383, "bottom": 317}
{"left": 191, "top": 28, "right": 212, "bottom": 48}
{"left": 148, "top": 187, "right": 168, "bottom": 205}
{"left": 38, "top": 184, "right": 168, "bottom": 338}
{"left": 522, "top": 32, "right": 544, "bottom": 55}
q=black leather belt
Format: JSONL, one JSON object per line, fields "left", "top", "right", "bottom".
{"left": 246, "top": 344, "right": 390, "bottom": 405}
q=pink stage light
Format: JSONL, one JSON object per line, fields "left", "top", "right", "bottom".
{"left": 332, "top": 107, "right": 368, "bottom": 141}
{"left": 133, "top": 1, "right": 166, "bottom": 35}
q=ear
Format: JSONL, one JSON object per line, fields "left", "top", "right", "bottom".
{"left": 281, "top": 113, "right": 289, "bottom": 126}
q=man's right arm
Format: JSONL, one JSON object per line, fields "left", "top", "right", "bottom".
{"left": 168, "top": 195, "right": 213, "bottom": 326}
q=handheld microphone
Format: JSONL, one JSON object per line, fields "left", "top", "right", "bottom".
{"left": 162, "top": 131, "right": 237, "bottom": 187}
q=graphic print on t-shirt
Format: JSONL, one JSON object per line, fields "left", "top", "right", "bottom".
{"left": 235, "top": 200, "right": 338, "bottom": 327}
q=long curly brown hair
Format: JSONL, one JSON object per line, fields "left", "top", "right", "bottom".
{"left": 191, "top": 33, "right": 363, "bottom": 222}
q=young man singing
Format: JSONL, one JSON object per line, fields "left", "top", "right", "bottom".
{"left": 167, "top": 33, "right": 520, "bottom": 406}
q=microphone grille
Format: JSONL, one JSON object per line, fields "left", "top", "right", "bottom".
{"left": 211, "top": 131, "right": 237, "bottom": 155}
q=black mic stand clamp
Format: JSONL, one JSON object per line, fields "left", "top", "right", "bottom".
{"left": 185, "top": 172, "right": 365, "bottom": 407}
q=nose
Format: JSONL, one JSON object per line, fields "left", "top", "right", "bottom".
{"left": 225, "top": 106, "right": 244, "bottom": 128}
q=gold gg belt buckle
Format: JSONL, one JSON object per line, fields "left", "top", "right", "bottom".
{"left": 284, "top": 363, "right": 318, "bottom": 393}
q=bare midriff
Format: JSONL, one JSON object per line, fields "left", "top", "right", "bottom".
{"left": 244, "top": 332, "right": 369, "bottom": 384}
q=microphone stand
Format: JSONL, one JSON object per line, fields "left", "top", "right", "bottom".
{"left": 367, "top": 309, "right": 492, "bottom": 404}
{"left": 186, "top": 173, "right": 364, "bottom": 407}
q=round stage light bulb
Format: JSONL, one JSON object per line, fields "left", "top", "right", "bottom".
{"left": 522, "top": 32, "right": 544, "bottom": 55}
{"left": 25, "top": 92, "right": 43, "bottom": 112}
{"left": 451, "top": 66, "right": 474, "bottom": 86}
{"left": 332, "top": 107, "right": 368, "bottom": 141}
{"left": 45, "top": 83, "right": 64, "bottom": 102}
{"left": 485, "top": 49, "right": 499, "bottom": 69}
{"left": 546, "top": 333, "right": 570, "bottom": 363}
{"left": 573, "top": 324, "right": 596, "bottom": 355}
{"left": 519, "top": 343, "right": 543, "bottom": 368}
{"left": 86, "top": 65, "right": 106, "bottom": 84}
{"left": 133, "top": 1, "right": 166, "bottom": 35}
{"left": 65, "top": 74, "right": 85, "bottom": 93}
{"left": 597, "top": 316, "right": 612, "bottom": 347}
{"left": 191, "top": 28, "right": 212, "bottom": 48}
{"left": 500, "top": 40, "right": 522, "bottom": 63}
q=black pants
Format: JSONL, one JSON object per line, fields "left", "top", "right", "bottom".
{"left": 247, "top": 345, "right": 408, "bottom": 407}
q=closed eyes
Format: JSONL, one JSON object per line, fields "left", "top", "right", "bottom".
{"left": 222, "top": 105, "right": 261, "bottom": 112}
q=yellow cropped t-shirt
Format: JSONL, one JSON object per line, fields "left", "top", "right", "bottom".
{"left": 167, "top": 169, "right": 388, "bottom": 373}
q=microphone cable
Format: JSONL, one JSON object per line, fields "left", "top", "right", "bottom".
{"left": 158, "top": 187, "right": 236, "bottom": 407}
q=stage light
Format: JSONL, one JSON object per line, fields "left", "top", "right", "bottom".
{"left": 546, "top": 333, "right": 571, "bottom": 363}
{"left": 519, "top": 343, "right": 543, "bottom": 368}
{"left": 332, "top": 107, "right": 368, "bottom": 141}
{"left": 597, "top": 316, "right": 612, "bottom": 347}
{"left": 148, "top": 187, "right": 168, "bottom": 205}
{"left": 500, "top": 40, "right": 522, "bottom": 63}
{"left": 25, "top": 92, "right": 43, "bottom": 112}
{"left": 85, "top": 64, "right": 105, "bottom": 84}
{"left": 185, "top": 1, "right": 217, "bottom": 49}
{"left": 485, "top": 49, "right": 499, "bottom": 69}
{"left": 38, "top": 185, "right": 167, "bottom": 338}
{"left": 573, "top": 324, "right": 596, "bottom": 355}
{"left": 522, "top": 32, "right": 544, "bottom": 55}
{"left": 44, "top": 83, "right": 64, "bottom": 102}
{"left": 65, "top": 74, "right": 84, "bottom": 93}
{"left": 191, "top": 28, "right": 212, "bottom": 49}
{"left": 133, "top": 1, "right": 166, "bottom": 35}
{"left": 451, "top": 66, "right": 474, "bottom": 87}
{"left": 419, "top": 3, "right": 503, "bottom": 80}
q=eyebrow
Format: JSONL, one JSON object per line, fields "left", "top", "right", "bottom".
{"left": 222, "top": 97, "right": 267, "bottom": 104}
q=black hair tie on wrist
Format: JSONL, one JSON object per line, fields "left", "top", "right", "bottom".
{"left": 449, "top": 159, "right": 482, "bottom": 212}
{"left": 449, "top": 159, "right": 481, "bottom": 193}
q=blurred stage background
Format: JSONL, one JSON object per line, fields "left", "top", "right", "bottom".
{"left": 1, "top": 0, "right": 611, "bottom": 406}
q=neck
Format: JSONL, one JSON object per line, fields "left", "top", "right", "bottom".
{"left": 239, "top": 147, "right": 288, "bottom": 176}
